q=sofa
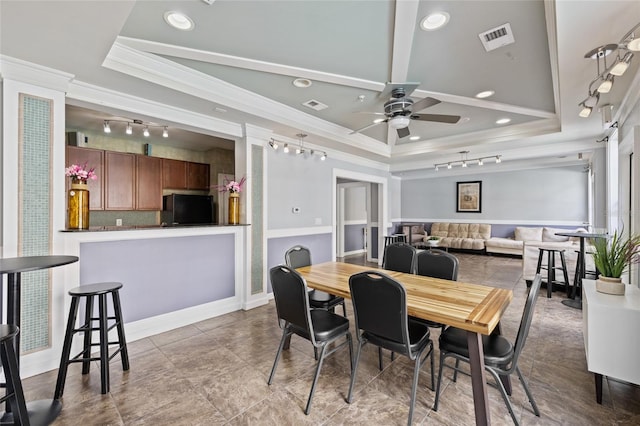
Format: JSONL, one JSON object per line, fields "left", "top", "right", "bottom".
{"left": 498, "top": 226, "right": 594, "bottom": 282}
{"left": 429, "top": 223, "right": 491, "bottom": 251}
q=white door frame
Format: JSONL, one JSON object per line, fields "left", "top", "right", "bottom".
{"left": 332, "top": 169, "right": 388, "bottom": 265}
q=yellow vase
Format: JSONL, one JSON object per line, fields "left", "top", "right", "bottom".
{"left": 68, "top": 180, "right": 90, "bottom": 230}
{"left": 228, "top": 192, "right": 240, "bottom": 225}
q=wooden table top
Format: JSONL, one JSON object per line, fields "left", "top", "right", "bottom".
{"left": 296, "top": 262, "right": 513, "bottom": 335}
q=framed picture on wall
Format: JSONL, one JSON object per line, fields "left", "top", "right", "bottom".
{"left": 456, "top": 181, "right": 482, "bottom": 213}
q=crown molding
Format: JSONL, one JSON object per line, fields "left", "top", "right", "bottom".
{"left": 0, "top": 55, "right": 74, "bottom": 92}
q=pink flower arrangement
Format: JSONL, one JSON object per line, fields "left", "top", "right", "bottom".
{"left": 65, "top": 164, "right": 97, "bottom": 182}
{"left": 216, "top": 176, "right": 246, "bottom": 193}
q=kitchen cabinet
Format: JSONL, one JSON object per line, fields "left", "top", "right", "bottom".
{"left": 187, "top": 162, "right": 210, "bottom": 190}
{"left": 136, "top": 156, "right": 162, "bottom": 210}
{"left": 105, "top": 151, "right": 135, "bottom": 210}
{"left": 66, "top": 146, "right": 104, "bottom": 210}
{"left": 162, "top": 159, "right": 187, "bottom": 189}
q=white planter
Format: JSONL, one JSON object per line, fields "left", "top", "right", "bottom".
{"left": 596, "top": 276, "right": 625, "bottom": 295}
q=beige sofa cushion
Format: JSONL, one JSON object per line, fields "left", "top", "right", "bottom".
{"left": 515, "top": 227, "right": 543, "bottom": 242}
{"left": 430, "top": 222, "right": 491, "bottom": 250}
{"left": 430, "top": 222, "right": 450, "bottom": 238}
{"left": 542, "top": 227, "right": 570, "bottom": 242}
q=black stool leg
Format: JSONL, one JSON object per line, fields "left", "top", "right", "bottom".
{"left": 98, "top": 293, "right": 110, "bottom": 394}
{"left": 535, "top": 249, "right": 544, "bottom": 275}
{"left": 559, "top": 251, "right": 570, "bottom": 297}
{"left": 547, "top": 250, "right": 554, "bottom": 298}
{"left": 55, "top": 296, "right": 80, "bottom": 399}
{"left": 111, "top": 290, "right": 130, "bottom": 370}
{"left": 0, "top": 337, "right": 30, "bottom": 426}
{"left": 81, "top": 295, "right": 94, "bottom": 375}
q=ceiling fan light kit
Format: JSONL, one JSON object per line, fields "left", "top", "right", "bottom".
{"left": 578, "top": 22, "right": 640, "bottom": 117}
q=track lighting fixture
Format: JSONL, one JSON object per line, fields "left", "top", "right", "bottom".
{"left": 579, "top": 22, "right": 640, "bottom": 117}
{"left": 268, "top": 134, "right": 327, "bottom": 161}
{"left": 102, "top": 118, "right": 169, "bottom": 139}
{"left": 434, "top": 151, "right": 502, "bottom": 171}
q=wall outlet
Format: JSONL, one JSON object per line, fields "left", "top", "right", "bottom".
{"left": 116, "top": 219, "right": 122, "bottom": 226}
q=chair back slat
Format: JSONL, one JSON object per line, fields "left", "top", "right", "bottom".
{"left": 349, "top": 271, "right": 408, "bottom": 345}
{"left": 383, "top": 242, "right": 416, "bottom": 273}
{"left": 512, "top": 274, "right": 542, "bottom": 365}
{"left": 415, "top": 249, "right": 459, "bottom": 281}
{"left": 270, "top": 265, "right": 314, "bottom": 340}
{"left": 285, "top": 246, "right": 312, "bottom": 269}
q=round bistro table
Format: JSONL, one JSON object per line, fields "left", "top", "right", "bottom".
{"left": 0, "top": 255, "right": 78, "bottom": 425}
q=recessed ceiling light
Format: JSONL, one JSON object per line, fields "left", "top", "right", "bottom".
{"left": 164, "top": 11, "right": 194, "bottom": 31}
{"left": 409, "top": 136, "right": 420, "bottom": 141}
{"left": 475, "top": 90, "right": 495, "bottom": 99}
{"left": 421, "top": 12, "right": 450, "bottom": 31}
{"left": 293, "top": 78, "right": 312, "bottom": 88}
{"left": 496, "top": 118, "right": 511, "bottom": 125}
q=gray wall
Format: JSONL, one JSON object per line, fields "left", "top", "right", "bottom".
{"left": 267, "top": 149, "right": 391, "bottom": 229}
{"left": 401, "top": 166, "right": 589, "bottom": 223}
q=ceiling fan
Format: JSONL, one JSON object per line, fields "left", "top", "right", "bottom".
{"left": 350, "top": 85, "right": 461, "bottom": 139}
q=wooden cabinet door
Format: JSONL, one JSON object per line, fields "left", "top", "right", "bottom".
{"left": 162, "top": 159, "right": 187, "bottom": 189}
{"left": 187, "top": 162, "right": 210, "bottom": 190}
{"left": 105, "top": 151, "right": 135, "bottom": 210}
{"left": 136, "top": 156, "right": 162, "bottom": 210}
{"left": 66, "top": 146, "right": 104, "bottom": 210}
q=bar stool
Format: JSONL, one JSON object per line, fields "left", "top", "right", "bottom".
{"left": 382, "top": 234, "right": 407, "bottom": 265}
{"left": 55, "top": 282, "right": 129, "bottom": 398}
{"left": 535, "top": 248, "right": 570, "bottom": 298}
{"left": 0, "top": 324, "right": 29, "bottom": 425}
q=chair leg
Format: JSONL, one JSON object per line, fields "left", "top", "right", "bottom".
{"left": 407, "top": 352, "right": 422, "bottom": 426}
{"left": 305, "top": 344, "right": 328, "bottom": 415}
{"left": 98, "top": 294, "right": 110, "bottom": 394}
{"left": 82, "top": 295, "right": 94, "bottom": 375}
{"left": 54, "top": 296, "right": 80, "bottom": 399}
{"left": 429, "top": 345, "right": 435, "bottom": 391}
{"left": 453, "top": 358, "right": 460, "bottom": 382}
{"left": 547, "top": 251, "right": 554, "bottom": 298}
{"left": 433, "top": 352, "right": 447, "bottom": 412}
{"left": 487, "top": 367, "right": 519, "bottom": 426}
{"left": 268, "top": 329, "right": 291, "bottom": 385}
{"left": 516, "top": 365, "right": 540, "bottom": 416}
{"left": 0, "top": 338, "right": 30, "bottom": 425}
{"left": 347, "top": 340, "right": 365, "bottom": 403}
{"left": 111, "top": 290, "right": 130, "bottom": 371}
{"left": 378, "top": 347, "right": 384, "bottom": 371}
{"left": 341, "top": 301, "right": 347, "bottom": 317}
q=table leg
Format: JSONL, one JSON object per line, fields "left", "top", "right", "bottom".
{"left": 467, "top": 331, "right": 491, "bottom": 426}
{"left": 6, "top": 273, "right": 21, "bottom": 358}
{"left": 562, "top": 238, "right": 585, "bottom": 309}
{"left": 595, "top": 373, "right": 603, "bottom": 404}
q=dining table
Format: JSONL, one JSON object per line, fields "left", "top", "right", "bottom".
{"left": 0, "top": 255, "right": 79, "bottom": 425}
{"left": 296, "top": 261, "right": 513, "bottom": 426}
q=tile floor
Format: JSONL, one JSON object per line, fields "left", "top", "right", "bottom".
{"left": 21, "top": 253, "right": 640, "bottom": 425}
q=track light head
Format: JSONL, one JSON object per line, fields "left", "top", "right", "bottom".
{"left": 125, "top": 122, "right": 132, "bottom": 135}
{"left": 103, "top": 121, "right": 111, "bottom": 133}
{"left": 283, "top": 143, "right": 289, "bottom": 153}
{"left": 162, "top": 127, "right": 169, "bottom": 138}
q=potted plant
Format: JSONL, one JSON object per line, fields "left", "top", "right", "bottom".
{"left": 591, "top": 229, "right": 640, "bottom": 295}
{"left": 426, "top": 236, "right": 441, "bottom": 247}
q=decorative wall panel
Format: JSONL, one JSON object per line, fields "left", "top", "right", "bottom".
{"left": 251, "top": 145, "right": 264, "bottom": 294}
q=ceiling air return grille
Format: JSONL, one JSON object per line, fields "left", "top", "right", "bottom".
{"left": 478, "top": 23, "right": 514, "bottom": 52}
{"left": 302, "top": 99, "right": 328, "bottom": 111}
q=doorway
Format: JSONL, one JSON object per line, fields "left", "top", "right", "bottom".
{"left": 333, "top": 169, "right": 387, "bottom": 265}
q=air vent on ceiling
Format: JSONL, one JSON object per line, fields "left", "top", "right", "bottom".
{"left": 302, "top": 99, "right": 329, "bottom": 111}
{"left": 478, "top": 23, "right": 514, "bottom": 52}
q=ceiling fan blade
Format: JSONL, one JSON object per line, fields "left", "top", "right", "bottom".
{"left": 411, "top": 113, "right": 461, "bottom": 124}
{"left": 349, "top": 119, "right": 387, "bottom": 135}
{"left": 352, "top": 111, "right": 387, "bottom": 115}
{"left": 411, "top": 97, "right": 441, "bottom": 113}
{"left": 396, "top": 127, "right": 410, "bottom": 139}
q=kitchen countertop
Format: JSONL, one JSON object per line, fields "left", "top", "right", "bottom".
{"left": 60, "top": 223, "right": 250, "bottom": 232}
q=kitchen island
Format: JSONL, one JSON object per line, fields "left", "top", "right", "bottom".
{"left": 15, "top": 224, "right": 257, "bottom": 378}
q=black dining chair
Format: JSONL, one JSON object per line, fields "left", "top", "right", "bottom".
{"left": 285, "top": 245, "right": 346, "bottom": 316}
{"left": 382, "top": 242, "right": 417, "bottom": 273}
{"left": 268, "top": 265, "right": 353, "bottom": 415}
{"left": 347, "top": 271, "right": 434, "bottom": 426}
{"left": 412, "top": 249, "right": 460, "bottom": 330}
{"left": 434, "top": 274, "right": 542, "bottom": 425}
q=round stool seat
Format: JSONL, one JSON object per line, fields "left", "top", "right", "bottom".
{"left": 0, "top": 324, "right": 19, "bottom": 341}
{"left": 69, "top": 281, "right": 123, "bottom": 296}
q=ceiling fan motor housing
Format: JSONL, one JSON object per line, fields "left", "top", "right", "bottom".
{"left": 384, "top": 98, "right": 413, "bottom": 116}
